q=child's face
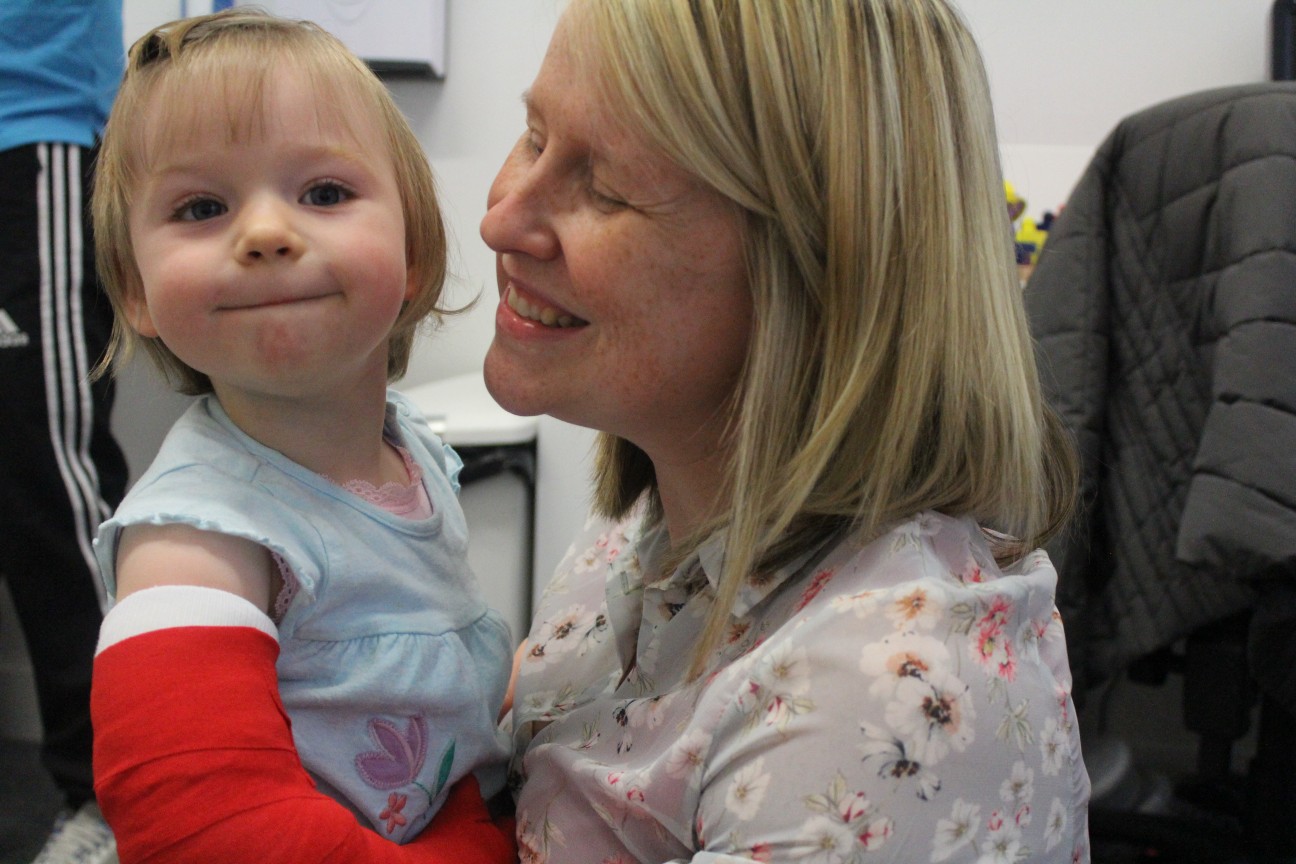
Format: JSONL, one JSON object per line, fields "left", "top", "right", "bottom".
{"left": 126, "top": 63, "right": 412, "bottom": 409}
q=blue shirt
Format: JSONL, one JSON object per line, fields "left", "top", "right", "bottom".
{"left": 0, "top": 0, "right": 123, "bottom": 150}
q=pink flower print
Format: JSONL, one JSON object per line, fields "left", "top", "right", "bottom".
{"left": 793, "top": 568, "right": 836, "bottom": 612}
{"left": 356, "top": 716, "right": 429, "bottom": 790}
{"left": 980, "top": 596, "right": 1013, "bottom": 630}
{"left": 972, "top": 597, "right": 1018, "bottom": 680}
{"left": 838, "top": 790, "right": 872, "bottom": 823}
{"left": 380, "top": 793, "right": 408, "bottom": 835}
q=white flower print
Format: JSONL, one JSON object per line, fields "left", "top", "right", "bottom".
{"left": 860, "top": 632, "right": 952, "bottom": 690}
{"left": 885, "top": 584, "right": 943, "bottom": 631}
{"left": 978, "top": 809, "right": 1025, "bottom": 864}
{"left": 999, "top": 760, "right": 1034, "bottom": 809}
{"left": 664, "top": 727, "right": 711, "bottom": 779}
{"left": 831, "top": 588, "right": 881, "bottom": 618}
{"left": 737, "top": 642, "right": 814, "bottom": 731}
{"left": 624, "top": 695, "right": 667, "bottom": 730}
{"left": 725, "top": 758, "right": 771, "bottom": 821}
{"left": 516, "top": 814, "right": 562, "bottom": 864}
{"left": 804, "top": 772, "right": 894, "bottom": 858}
{"left": 859, "top": 722, "right": 942, "bottom": 800}
{"left": 1044, "top": 798, "right": 1067, "bottom": 852}
{"left": 519, "top": 685, "right": 579, "bottom": 721}
{"left": 931, "top": 798, "right": 981, "bottom": 862}
{"left": 800, "top": 815, "right": 857, "bottom": 864}
{"left": 535, "top": 604, "right": 593, "bottom": 655}
{"left": 885, "top": 668, "right": 975, "bottom": 764}
{"left": 572, "top": 545, "right": 604, "bottom": 575}
{"left": 1038, "top": 716, "right": 1069, "bottom": 776}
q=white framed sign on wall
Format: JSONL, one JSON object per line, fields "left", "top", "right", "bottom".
{"left": 237, "top": 0, "right": 448, "bottom": 77}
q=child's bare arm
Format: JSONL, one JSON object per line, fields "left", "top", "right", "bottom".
{"left": 116, "top": 522, "right": 277, "bottom": 613}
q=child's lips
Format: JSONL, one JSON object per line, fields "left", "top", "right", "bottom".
{"left": 218, "top": 291, "right": 338, "bottom": 311}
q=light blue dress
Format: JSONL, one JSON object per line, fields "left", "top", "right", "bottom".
{"left": 95, "top": 389, "right": 511, "bottom": 843}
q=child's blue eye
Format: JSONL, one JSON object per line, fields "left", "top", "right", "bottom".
{"left": 303, "top": 183, "right": 349, "bottom": 206}
{"left": 177, "top": 198, "right": 225, "bottom": 221}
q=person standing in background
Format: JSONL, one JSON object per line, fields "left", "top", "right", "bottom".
{"left": 0, "top": 2, "right": 128, "bottom": 862}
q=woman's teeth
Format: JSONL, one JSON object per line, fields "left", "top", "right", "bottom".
{"left": 507, "top": 287, "right": 582, "bottom": 328}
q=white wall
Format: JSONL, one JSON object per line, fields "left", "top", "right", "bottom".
{"left": 968, "top": 0, "right": 1274, "bottom": 219}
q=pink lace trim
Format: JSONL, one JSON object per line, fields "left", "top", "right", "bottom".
{"left": 272, "top": 445, "right": 432, "bottom": 622}
{"left": 337, "top": 446, "right": 431, "bottom": 519}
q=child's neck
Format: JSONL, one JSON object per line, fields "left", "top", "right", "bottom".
{"left": 214, "top": 382, "right": 405, "bottom": 488}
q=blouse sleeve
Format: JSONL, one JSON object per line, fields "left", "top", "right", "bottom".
{"left": 689, "top": 527, "right": 1089, "bottom": 863}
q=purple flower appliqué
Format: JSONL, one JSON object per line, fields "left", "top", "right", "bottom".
{"left": 356, "top": 715, "right": 429, "bottom": 790}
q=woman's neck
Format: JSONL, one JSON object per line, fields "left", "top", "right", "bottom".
{"left": 651, "top": 449, "right": 728, "bottom": 549}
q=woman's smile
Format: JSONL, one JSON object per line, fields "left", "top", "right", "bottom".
{"left": 503, "top": 283, "right": 586, "bottom": 328}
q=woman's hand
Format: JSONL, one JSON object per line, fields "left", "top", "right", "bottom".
{"left": 499, "top": 640, "right": 527, "bottom": 721}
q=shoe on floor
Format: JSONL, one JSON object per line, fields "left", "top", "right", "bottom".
{"left": 29, "top": 801, "right": 118, "bottom": 864}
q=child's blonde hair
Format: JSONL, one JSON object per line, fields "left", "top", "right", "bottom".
{"left": 93, "top": 8, "right": 447, "bottom": 394}
{"left": 570, "top": 0, "right": 1078, "bottom": 676}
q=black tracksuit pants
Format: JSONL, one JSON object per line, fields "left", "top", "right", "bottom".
{"left": 0, "top": 141, "right": 128, "bottom": 806}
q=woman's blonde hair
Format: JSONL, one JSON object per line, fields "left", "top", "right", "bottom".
{"left": 571, "top": 0, "right": 1077, "bottom": 675}
{"left": 92, "top": 8, "right": 448, "bottom": 394}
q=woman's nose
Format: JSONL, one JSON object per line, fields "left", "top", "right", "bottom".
{"left": 235, "top": 198, "right": 304, "bottom": 263}
{"left": 480, "top": 148, "right": 559, "bottom": 261}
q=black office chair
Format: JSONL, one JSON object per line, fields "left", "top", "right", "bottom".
{"left": 1024, "top": 83, "right": 1296, "bottom": 863}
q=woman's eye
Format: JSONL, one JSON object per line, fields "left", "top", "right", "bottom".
{"left": 590, "top": 186, "right": 628, "bottom": 211}
{"left": 302, "top": 182, "right": 350, "bottom": 207}
{"left": 176, "top": 198, "right": 225, "bottom": 222}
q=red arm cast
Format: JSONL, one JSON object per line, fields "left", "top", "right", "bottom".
{"left": 93, "top": 624, "right": 517, "bottom": 864}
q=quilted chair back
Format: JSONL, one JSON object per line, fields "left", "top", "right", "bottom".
{"left": 1026, "top": 82, "right": 1296, "bottom": 861}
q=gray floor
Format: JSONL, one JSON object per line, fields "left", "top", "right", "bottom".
{"left": 0, "top": 738, "right": 62, "bottom": 864}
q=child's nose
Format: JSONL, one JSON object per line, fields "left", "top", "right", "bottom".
{"left": 235, "top": 201, "right": 304, "bottom": 262}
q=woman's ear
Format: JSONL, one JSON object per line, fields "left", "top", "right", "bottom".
{"left": 405, "top": 269, "right": 419, "bottom": 301}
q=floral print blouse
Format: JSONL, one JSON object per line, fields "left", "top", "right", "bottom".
{"left": 509, "top": 506, "right": 1091, "bottom": 864}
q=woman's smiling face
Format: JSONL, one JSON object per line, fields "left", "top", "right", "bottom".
{"left": 480, "top": 13, "right": 752, "bottom": 474}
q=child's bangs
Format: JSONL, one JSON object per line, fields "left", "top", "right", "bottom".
{"left": 134, "top": 45, "right": 375, "bottom": 172}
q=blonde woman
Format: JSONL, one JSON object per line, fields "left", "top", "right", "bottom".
{"left": 484, "top": 0, "right": 1090, "bottom": 861}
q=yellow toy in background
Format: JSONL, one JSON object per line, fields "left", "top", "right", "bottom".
{"left": 1004, "top": 180, "right": 1058, "bottom": 282}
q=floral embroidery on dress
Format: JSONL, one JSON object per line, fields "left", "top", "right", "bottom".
{"left": 356, "top": 716, "right": 430, "bottom": 789}
{"left": 355, "top": 715, "right": 456, "bottom": 833}
{"left": 379, "top": 793, "right": 408, "bottom": 835}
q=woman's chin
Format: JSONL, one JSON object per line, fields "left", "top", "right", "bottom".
{"left": 482, "top": 349, "right": 546, "bottom": 418}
